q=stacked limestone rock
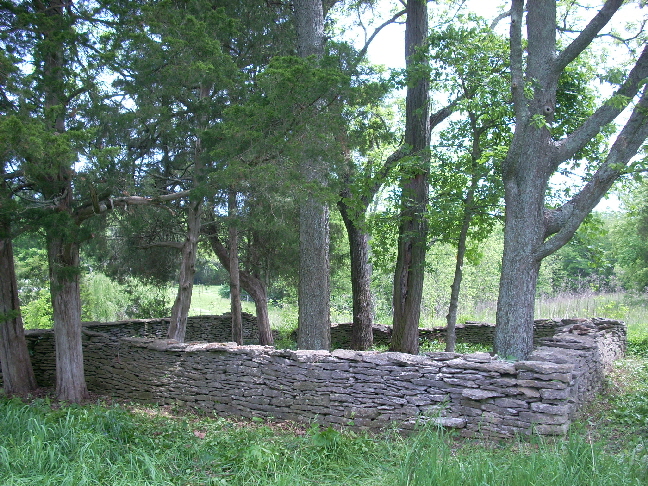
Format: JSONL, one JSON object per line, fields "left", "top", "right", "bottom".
{"left": 2, "top": 317, "right": 625, "bottom": 439}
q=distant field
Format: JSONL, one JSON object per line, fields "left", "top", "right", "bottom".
{"left": 184, "top": 287, "right": 647, "bottom": 345}
{"left": 186, "top": 285, "right": 257, "bottom": 316}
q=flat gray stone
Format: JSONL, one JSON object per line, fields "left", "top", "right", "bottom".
{"left": 461, "top": 389, "right": 504, "bottom": 400}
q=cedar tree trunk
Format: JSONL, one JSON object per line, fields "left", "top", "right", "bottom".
{"left": 228, "top": 189, "right": 243, "bottom": 345}
{"left": 206, "top": 227, "right": 274, "bottom": 345}
{"left": 391, "top": 0, "right": 431, "bottom": 354}
{"left": 0, "top": 227, "right": 37, "bottom": 395}
{"left": 168, "top": 198, "right": 202, "bottom": 342}
{"left": 338, "top": 199, "right": 374, "bottom": 350}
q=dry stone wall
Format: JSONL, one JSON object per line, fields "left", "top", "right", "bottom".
{"left": 330, "top": 319, "right": 562, "bottom": 349}
{"left": 4, "top": 316, "right": 626, "bottom": 439}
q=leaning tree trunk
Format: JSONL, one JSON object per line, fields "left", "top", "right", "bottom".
{"left": 445, "top": 189, "right": 475, "bottom": 352}
{"left": 0, "top": 229, "right": 37, "bottom": 395}
{"left": 243, "top": 277, "right": 273, "bottom": 346}
{"left": 338, "top": 200, "right": 374, "bottom": 350}
{"left": 168, "top": 82, "right": 207, "bottom": 342}
{"left": 168, "top": 199, "right": 202, "bottom": 342}
{"left": 390, "top": 0, "right": 430, "bottom": 354}
{"left": 206, "top": 229, "right": 274, "bottom": 345}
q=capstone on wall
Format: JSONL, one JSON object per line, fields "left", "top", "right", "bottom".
{"left": 2, "top": 315, "right": 626, "bottom": 439}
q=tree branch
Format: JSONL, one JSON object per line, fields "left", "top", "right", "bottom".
{"left": 490, "top": 9, "right": 511, "bottom": 30}
{"left": 538, "top": 85, "right": 648, "bottom": 259}
{"left": 74, "top": 190, "right": 192, "bottom": 223}
{"left": 361, "top": 98, "right": 462, "bottom": 206}
{"left": 509, "top": 0, "right": 526, "bottom": 121}
{"left": 356, "top": 9, "right": 407, "bottom": 62}
{"left": 554, "top": 0, "right": 623, "bottom": 75}
{"left": 554, "top": 44, "right": 648, "bottom": 167}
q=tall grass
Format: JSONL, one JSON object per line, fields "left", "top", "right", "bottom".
{"left": 395, "top": 426, "right": 648, "bottom": 486}
{"left": 1, "top": 395, "right": 647, "bottom": 486}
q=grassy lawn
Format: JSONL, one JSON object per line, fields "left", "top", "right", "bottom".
{"left": 3, "top": 311, "right": 648, "bottom": 485}
{"left": 187, "top": 285, "right": 257, "bottom": 316}
{"left": 2, "top": 355, "right": 648, "bottom": 485}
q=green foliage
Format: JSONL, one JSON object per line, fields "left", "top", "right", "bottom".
{"left": 123, "top": 279, "right": 170, "bottom": 320}
{"left": 547, "top": 213, "right": 618, "bottom": 293}
{"left": 21, "top": 288, "right": 53, "bottom": 329}
{"left": 80, "top": 272, "right": 129, "bottom": 322}
{"left": 395, "top": 424, "right": 647, "bottom": 486}
{"left": 611, "top": 182, "right": 648, "bottom": 292}
{"left": 20, "top": 273, "right": 171, "bottom": 327}
{"left": 12, "top": 236, "right": 49, "bottom": 305}
{"left": 608, "top": 361, "right": 648, "bottom": 428}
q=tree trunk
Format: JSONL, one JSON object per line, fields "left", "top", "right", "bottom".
{"left": 494, "top": 1, "right": 648, "bottom": 360}
{"left": 168, "top": 83, "right": 208, "bottom": 342}
{"left": 168, "top": 199, "right": 202, "bottom": 342}
{"left": 298, "top": 198, "right": 331, "bottom": 350}
{"left": 228, "top": 189, "right": 243, "bottom": 345}
{"left": 338, "top": 200, "right": 374, "bottom": 350}
{"left": 39, "top": 0, "right": 87, "bottom": 402}
{"left": 494, "top": 211, "right": 544, "bottom": 359}
{"left": 248, "top": 282, "right": 273, "bottom": 345}
{"left": 391, "top": 0, "right": 430, "bottom": 354}
{"left": 294, "top": 0, "right": 331, "bottom": 350}
{"left": 445, "top": 189, "right": 475, "bottom": 353}
{"left": 0, "top": 227, "right": 37, "bottom": 395}
{"left": 47, "top": 229, "right": 88, "bottom": 402}
{"left": 205, "top": 226, "right": 274, "bottom": 345}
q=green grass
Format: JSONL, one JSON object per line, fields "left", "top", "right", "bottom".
{"left": 2, "top": 367, "right": 648, "bottom": 486}
{"left": 187, "top": 285, "right": 257, "bottom": 316}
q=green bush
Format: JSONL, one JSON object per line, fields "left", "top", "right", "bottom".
{"left": 20, "top": 287, "right": 53, "bottom": 329}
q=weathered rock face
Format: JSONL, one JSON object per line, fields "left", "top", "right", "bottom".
{"left": 1, "top": 315, "right": 625, "bottom": 439}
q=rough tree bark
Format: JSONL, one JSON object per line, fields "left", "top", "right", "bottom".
{"left": 294, "top": 0, "right": 331, "bottom": 350}
{"left": 0, "top": 217, "right": 37, "bottom": 395}
{"left": 168, "top": 84, "right": 208, "bottom": 342}
{"left": 338, "top": 196, "right": 374, "bottom": 350}
{"left": 46, "top": 226, "right": 88, "bottom": 402}
{"left": 390, "top": 0, "right": 431, "bottom": 354}
{"left": 228, "top": 189, "right": 243, "bottom": 345}
{"left": 167, "top": 198, "right": 202, "bottom": 342}
{"left": 495, "top": 0, "right": 648, "bottom": 360}
{"left": 39, "top": 0, "right": 88, "bottom": 402}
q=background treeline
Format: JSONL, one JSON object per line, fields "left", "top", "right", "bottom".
{"left": 13, "top": 182, "right": 648, "bottom": 331}
{"left": 2, "top": 0, "right": 647, "bottom": 401}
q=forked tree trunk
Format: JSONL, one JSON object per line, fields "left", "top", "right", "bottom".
{"left": 0, "top": 229, "right": 37, "bottom": 395}
{"left": 338, "top": 200, "right": 374, "bottom": 350}
{"left": 495, "top": 1, "right": 648, "bottom": 360}
{"left": 168, "top": 83, "right": 208, "bottom": 342}
{"left": 168, "top": 199, "right": 202, "bottom": 342}
{"left": 206, "top": 229, "right": 274, "bottom": 345}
